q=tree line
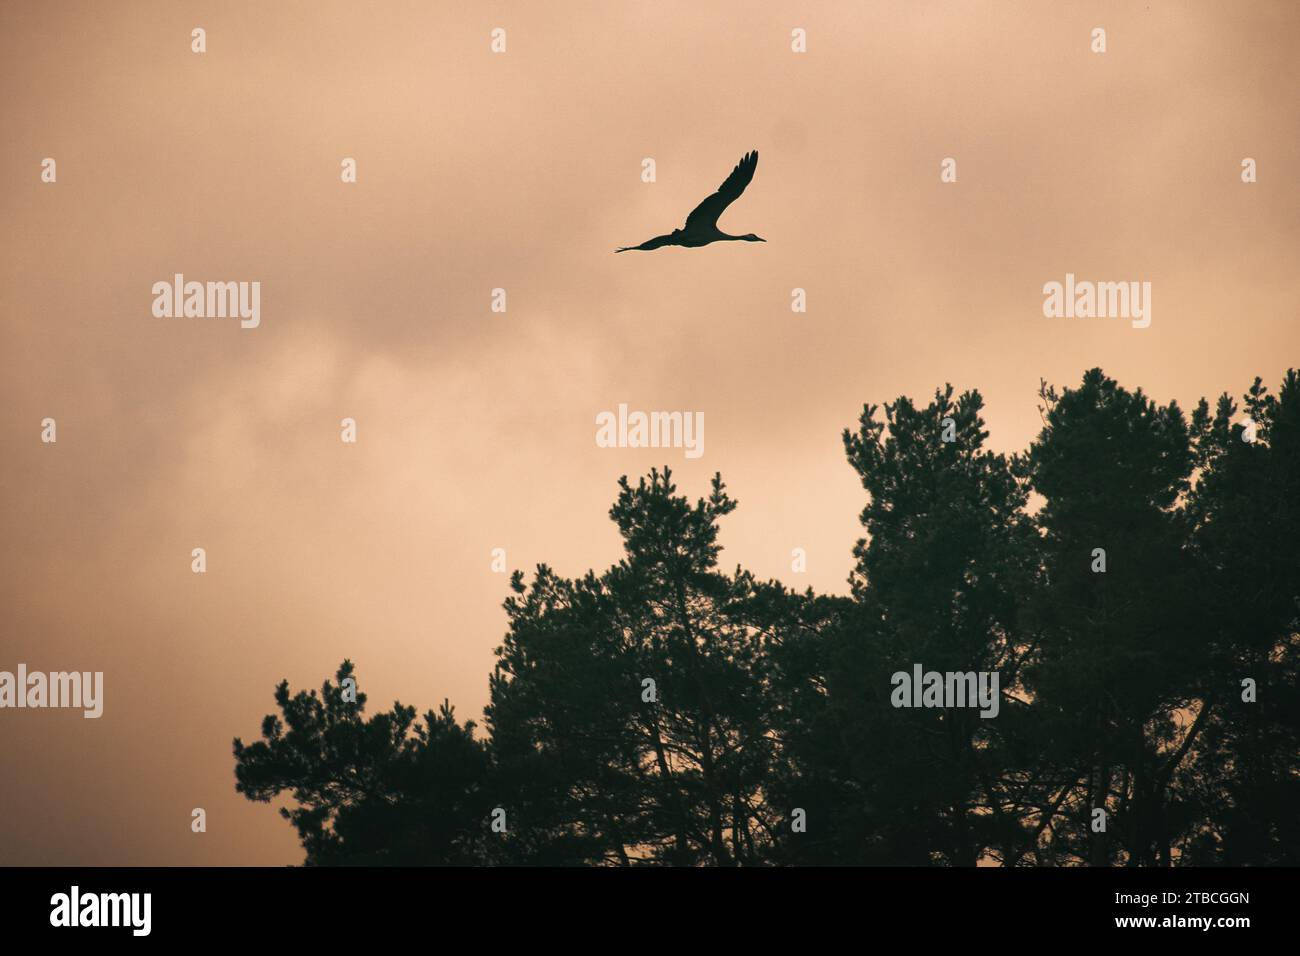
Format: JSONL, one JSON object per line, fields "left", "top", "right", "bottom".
{"left": 233, "top": 368, "right": 1300, "bottom": 865}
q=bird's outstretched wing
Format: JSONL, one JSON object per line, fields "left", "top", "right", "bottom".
{"left": 683, "top": 151, "right": 758, "bottom": 231}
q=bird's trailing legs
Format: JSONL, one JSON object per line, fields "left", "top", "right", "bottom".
{"left": 615, "top": 232, "right": 677, "bottom": 253}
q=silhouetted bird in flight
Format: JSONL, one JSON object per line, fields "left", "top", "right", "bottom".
{"left": 616, "top": 151, "right": 765, "bottom": 252}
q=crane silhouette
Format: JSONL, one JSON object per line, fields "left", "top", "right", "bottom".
{"left": 616, "top": 151, "right": 765, "bottom": 252}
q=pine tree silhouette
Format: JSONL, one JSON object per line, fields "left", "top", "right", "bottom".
{"left": 234, "top": 370, "right": 1300, "bottom": 866}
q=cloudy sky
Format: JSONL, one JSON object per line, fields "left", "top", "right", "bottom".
{"left": 1, "top": 0, "right": 1297, "bottom": 864}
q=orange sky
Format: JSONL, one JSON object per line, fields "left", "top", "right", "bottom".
{"left": 1, "top": 0, "right": 1297, "bottom": 865}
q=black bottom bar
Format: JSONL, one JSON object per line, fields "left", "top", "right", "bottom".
{"left": 0, "top": 865, "right": 1282, "bottom": 942}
